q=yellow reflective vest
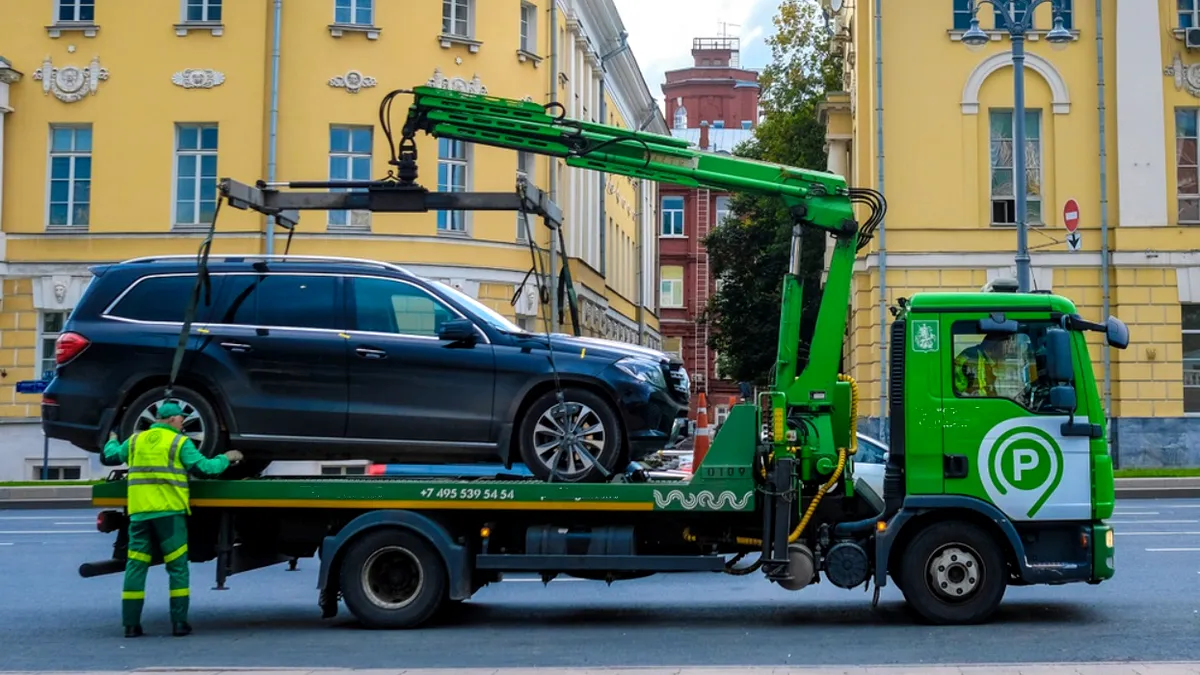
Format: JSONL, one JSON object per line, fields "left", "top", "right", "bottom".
{"left": 126, "top": 427, "right": 191, "bottom": 516}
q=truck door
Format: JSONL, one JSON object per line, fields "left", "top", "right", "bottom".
{"left": 940, "top": 313, "right": 1092, "bottom": 522}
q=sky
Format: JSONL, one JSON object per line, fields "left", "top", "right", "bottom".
{"left": 608, "top": 0, "right": 778, "bottom": 110}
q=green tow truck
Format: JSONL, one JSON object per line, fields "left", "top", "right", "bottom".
{"left": 79, "top": 86, "right": 1130, "bottom": 628}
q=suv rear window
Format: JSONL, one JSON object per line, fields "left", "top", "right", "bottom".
{"left": 108, "top": 274, "right": 201, "bottom": 323}
{"left": 212, "top": 273, "right": 340, "bottom": 330}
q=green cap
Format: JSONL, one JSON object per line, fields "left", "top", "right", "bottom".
{"left": 156, "top": 402, "right": 185, "bottom": 419}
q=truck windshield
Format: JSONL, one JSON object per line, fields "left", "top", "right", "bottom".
{"left": 432, "top": 281, "right": 529, "bottom": 335}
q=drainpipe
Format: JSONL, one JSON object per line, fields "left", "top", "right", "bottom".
{"left": 1096, "top": 0, "right": 1113, "bottom": 461}
{"left": 548, "top": 0, "right": 559, "bottom": 330}
{"left": 265, "top": 0, "right": 282, "bottom": 255}
{"left": 636, "top": 176, "right": 646, "bottom": 344}
{"left": 874, "top": 0, "right": 887, "bottom": 440}
{"left": 599, "top": 79, "right": 607, "bottom": 278}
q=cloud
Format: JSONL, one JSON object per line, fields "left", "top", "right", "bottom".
{"left": 609, "top": 0, "right": 777, "bottom": 108}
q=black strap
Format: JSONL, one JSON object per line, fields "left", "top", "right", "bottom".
{"left": 165, "top": 197, "right": 222, "bottom": 398}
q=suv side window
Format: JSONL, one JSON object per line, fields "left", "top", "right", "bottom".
{"left": 950, "top": 319, "right": 1057, "bottom": 413}
{"left": 109, "top": 274, "right": 207, "bottom": 323}
{"left": 212, "top": 273, "right": 341, "bottom": 330}
{"left": 350, "top": 276, "right": 457, "bottom": 338}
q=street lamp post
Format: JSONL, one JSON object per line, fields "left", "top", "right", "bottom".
{"left": 962, "top": 1, "right": 1072, "bottom": 293}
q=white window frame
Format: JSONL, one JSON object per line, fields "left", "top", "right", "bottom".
{"left": 54, "top": 0, "right": 95, "bottom": 23}
{"left": 988, "top": 107, "right": 1043, "bottom": 227}
{"left": 334, "top": 0, "right": 373, "bottom": 26}
{"left": 519, "top": 2, "right": 537, "bottom": 53}
{"left": 37, "top": 310, "right": 70, "bottom": 380}
{"left": 660, "top": 266, "right": 684, "bottom": 308}
{"left": 181, "top": 0, "right": 221, "bottom": 23}
{"left": 443, "top": 0, "right": 472, "bottom": 38}
{"left": 437, "top": 138, "right": 471, "bottom": 233}
{"left": 1177, "top": 108, "right": 1200, "bottom": 224}
{"left": 1182, "top": 1, "right": 1200, "bottom": 28}
{"left": 661, "top": 196, "right": 685, "bottom": 236}
{"left": 715, "top": 195, "right": 732, "bottom": 225}
{"left": 46, "top": 124, "right": 92, "bottom": 229}
{"left": 173, "top": 123, "right": 220, "bottom": 229}
{"left": 28, "top": 462, "right": 85, "bottom": 481}
{"left": 328, "top": 125, "right": 373, "bottom": 229}
{"left": 1184, "top": 304, "right": 1200, "bottom": 414}
{"left": 516, "top": 151, "right": 534, "bottom": 240}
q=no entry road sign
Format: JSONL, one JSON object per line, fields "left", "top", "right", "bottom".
{"left": 1063, "top": 199, "right": 1081, "bottom": 251}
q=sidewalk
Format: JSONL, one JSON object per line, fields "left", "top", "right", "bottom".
{"left": 13, "top": 664, "right": 1200, "bottom": 674}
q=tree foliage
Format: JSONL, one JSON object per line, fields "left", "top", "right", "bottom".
{"left": 702, "top": 0, "right": 845, "bottom": 386}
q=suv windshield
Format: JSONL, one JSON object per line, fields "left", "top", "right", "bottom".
{"left": 432, "top": 281, "right": 529, "bottom": 335}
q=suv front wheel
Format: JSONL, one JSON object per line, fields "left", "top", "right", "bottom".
{"left": 517, "top": 387, "right": 622, "bottom": 483}
{"left": 119, "top": 385, "right": 267, "bottom": 479}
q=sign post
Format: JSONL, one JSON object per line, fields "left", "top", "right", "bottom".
{"left": 1063, "top": 199, "right": 1081, "bottom": 251}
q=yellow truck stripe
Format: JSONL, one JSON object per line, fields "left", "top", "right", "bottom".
{"left": 94, "top": 497, "right": 655, "bottom": 511}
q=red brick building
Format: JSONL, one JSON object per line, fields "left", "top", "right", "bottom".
{"left": 658, "top": 37, "right": 761, "bottom": 425}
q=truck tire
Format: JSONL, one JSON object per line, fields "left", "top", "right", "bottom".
{"left": 897, "top": 520, "right": 1007, "bottom": 625}
{"left": 517, "top": 387, "right": 623, "bottom": 483}
{"left": 338, "top": 528, "right": 448, "bottom": 629}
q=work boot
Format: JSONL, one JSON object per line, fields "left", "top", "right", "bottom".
{"left": 172, "top": 622, "right": 192, "bottom": 637}
{"left": 124, "top": 625, "right": 143, "bottom": 638}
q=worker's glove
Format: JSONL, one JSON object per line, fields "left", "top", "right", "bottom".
{"left": 225, "top": 450, "right": 244, "bottom": 463}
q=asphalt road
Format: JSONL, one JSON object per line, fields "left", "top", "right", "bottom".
{"left": 0, "top": 500, "right": 1198, "bottom": 671}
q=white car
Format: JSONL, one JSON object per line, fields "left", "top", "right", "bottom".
{"left": 851, "top": 432, "right": 889, "bottom": 498}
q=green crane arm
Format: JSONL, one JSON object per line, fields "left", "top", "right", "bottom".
{"left": 393, "top": 86, "right": 885, "bottom": 409}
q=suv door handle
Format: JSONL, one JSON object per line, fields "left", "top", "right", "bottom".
{"left": 356, "top": 346, "right": 387, "bottom": 360}
{"left": 221, "top": 342, "right": 252, "bottom": 353}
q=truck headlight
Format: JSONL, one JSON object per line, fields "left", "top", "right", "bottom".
{"left": 615, "top": 357, "right": 667, "bottom": 389}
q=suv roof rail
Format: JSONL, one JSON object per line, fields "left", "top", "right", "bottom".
{"left": 118, "top": 254, "right": 415, "bottom": 276}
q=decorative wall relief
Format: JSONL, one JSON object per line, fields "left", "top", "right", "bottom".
{"left": 329, "top": 69, "right": 377, "bottom": 94}
{"left": 32, "top": 56, "right": 108, "bottom": 102}
{"left": 172, "top": 69, "right": 225, "bottom": 89}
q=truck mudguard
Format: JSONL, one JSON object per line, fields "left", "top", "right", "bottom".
{"left": 317, "top": 510, "right": 473, "bottom": 601}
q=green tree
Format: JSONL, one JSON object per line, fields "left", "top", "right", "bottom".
{"left": 702, "top": 0, "right": 845, "bottom": 386}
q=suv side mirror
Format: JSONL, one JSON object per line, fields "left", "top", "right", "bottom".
{"left": 1044, "top": 327, "right": 1074, "bottom": 383}
{"left": 438, "top": 318, "right": 478, "bottom": 344}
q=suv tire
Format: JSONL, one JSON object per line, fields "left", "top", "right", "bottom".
{"left": 517, "top": 387, "right": 622, "bottom": 483}
{"left": 119, "top": 385, "right": 267, "bottom": 480}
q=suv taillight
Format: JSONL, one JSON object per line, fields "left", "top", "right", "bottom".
{"left": 55, "top": 331, "right": 90, "bottom": 365}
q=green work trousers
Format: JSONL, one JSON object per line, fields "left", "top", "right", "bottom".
{"left": 122, "top": 514, "right": 190, "bottom": 627}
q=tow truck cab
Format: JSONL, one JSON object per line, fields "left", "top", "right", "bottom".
{"left": 882, "top": 284, "right": 1127, "bottom": 584}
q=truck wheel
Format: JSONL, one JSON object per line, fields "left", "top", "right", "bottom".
{"left": 338, "top": 529, "right": 447, "bottom": 629}
{"left": 897, "top": 520, "right": 1007, "bottom": 625}
{"left": 517, "top": 387, "right": 622, "bottom": 483}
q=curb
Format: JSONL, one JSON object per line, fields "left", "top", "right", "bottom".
{"left": 1, "top": 477, "right": 1198, "bottom": 510}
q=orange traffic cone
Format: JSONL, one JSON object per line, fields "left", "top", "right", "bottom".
{"left": 693, "top": 392, "right": 710, "bottom": 471}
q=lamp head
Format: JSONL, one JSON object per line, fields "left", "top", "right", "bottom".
{"left": 962, "top": 18, "right": 989, "bottom": 52}
{"left": 1046, "top": 15, "right": 1071, "bottom": 50}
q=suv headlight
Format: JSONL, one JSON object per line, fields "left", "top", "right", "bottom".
{"left": 614, "top": 357, "right": 667, "bottom": 389}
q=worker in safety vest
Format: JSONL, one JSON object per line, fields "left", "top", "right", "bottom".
{"left": 953, "top": 334, "right": 1009, "bottom": 396}
{"left": 101, "top": 401, "right": 243, "bottom": 638}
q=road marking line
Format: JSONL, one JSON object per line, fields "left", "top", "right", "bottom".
{"left": 1108, "top": 519, "right": 1199, "bottom": 524}
{"left": 0, "top": 516, "right": 93, "bottom": 520}
{"left": 0, "top": 543, "right": 12, "bottom": 546}
{"left": 1113, "top": 511, "right": 1160, "bottom": 515}
{"left": 0, "top": 530, "right": 95, "bottom": 534}
{"left": 1146, "top": 547, "right": 1200, "bottom": 551}
{"left": 1116, "top": 531, "right": 1200, "bottom": 536}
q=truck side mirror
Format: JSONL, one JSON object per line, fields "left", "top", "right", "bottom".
{"left": 1105, "top": 316, "right": 1130, "bottom": 349}
{"left": 1049, "top": 384, "right": 1077, "bottom": 413}
{"left": 1044, "top": 327, "right": 1074, "bottom": 383}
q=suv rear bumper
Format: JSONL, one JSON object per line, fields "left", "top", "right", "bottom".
{"left": 42, "top": 401, "right": 115, "bottom": 454}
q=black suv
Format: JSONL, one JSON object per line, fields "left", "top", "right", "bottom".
{"left": 41, "top": 255, "right": 691, "bottom": 482}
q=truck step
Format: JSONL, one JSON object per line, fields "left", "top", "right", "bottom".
{"left": 476, "top": 554, "right": 727, "bottom": 572}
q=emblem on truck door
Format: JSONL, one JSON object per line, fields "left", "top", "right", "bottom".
{"left": 912, "top": 320, "right": 939, "bottom": 352}
{"left": 976, "top": 416, "right": 1089, "bottom": 520}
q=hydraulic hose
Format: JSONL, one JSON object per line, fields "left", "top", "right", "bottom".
{"left": 683, "top": 374, "right": 860, "bottom": 554}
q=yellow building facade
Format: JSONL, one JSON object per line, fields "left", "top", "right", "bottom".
{"left": 822, "top": 0, "right": 1200, "bottom": 467}
{"left": 0, "top": 0, "right": 667, "bottom": 480}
